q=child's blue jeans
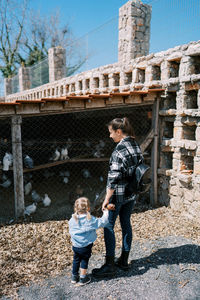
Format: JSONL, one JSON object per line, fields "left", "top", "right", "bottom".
{"left": 72, "top": 243, "right": 93, "bottom": 275}
{"left": 104, "top": 200, "right": 135, "bottom": 257}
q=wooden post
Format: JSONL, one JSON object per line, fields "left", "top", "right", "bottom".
{"left": 150, "top": 97, "right": 160, "bottom": 206}
{"left": 11, "top": 115, "right": 24, "bottom": 218}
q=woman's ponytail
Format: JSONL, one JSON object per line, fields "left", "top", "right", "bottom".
{"left": 108, "top": 117, "right": 135, "bottom": 137}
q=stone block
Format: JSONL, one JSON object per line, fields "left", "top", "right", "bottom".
{"left": 194, "top": 158, "right": 200, "bottom": 175}
{"left": 173, "top": 127, "right": 183, "bottom": 140}
{"left": 177, "top": 174, "right": 192, "bottom": 184}
{"left": 196, "top": 126, "right": 200, "bottom": 141}
{"left": 182, "top": 188, "right": 194, "bottom": 202}
{"left": 194, "top": 190, "right": 200, "bottom": 201}
{"left": 170, "top": 196, "right": 183, "bottom": 211}
{"left": 169, "top": 185, "right": 180, "bottom": 196}
{"left": 189, "top": 201, "right": 200, "bottom": 217}
{"left": 186, "top": 44, "right": 200, "bottom": 56}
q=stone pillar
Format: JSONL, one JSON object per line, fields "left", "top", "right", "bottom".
{"left": 4, "top": 77, "right": 12, "bottom": 96}
{"left": 48, "top": 46, "right": 66, "bottom": 82}
{"left": 19, "top": 67, "right": 31, "bottom": 92}
{"left": 118, "top": 0, "right": 152, "bottom": 63}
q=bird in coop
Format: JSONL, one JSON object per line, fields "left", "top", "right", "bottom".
{"left": 93, "top": 145, "right": 105, "bottom": 158}
{"left": 63, "top": 177, "right": 69, "bottom": 184}
{"left": 0, "top": 178, "right": 12, "bottom": 188}
{"left": 24, "top": 181, "right": 32, "bottom": 196}
{"left": 66, "top": 138, "right": 72, "bottom": 149}
{"left": 85, "top": 140, "right": 91, "bottom": 148}
{"left": 99, "top": 176, "right": 104, "bottom": 182}
{"left": 24, "top": 154, "right": 34, "bottom": 169}
{"left": 24, "top": 173, "right": 33, "bottom": 182}
{"left": 63, "top": 170, "right": 70, "bottom": 177}
{"left": 24, "top": 203, "right": 37, "bottom": 216}
{"left": 49, "top": 148, "right": 60, "bottom": 161}
{"left": 93, "top": 139, "right": 106, "bottom": 158}
{"left": 82, "top": 169, "right": 91, "bottom": 179}
{"left": 43, "top": 169, "right": 55, "bottom": 178}
{"left": 31, "top": 190, "right": 41, "bottom": 203}
{"left": 42, "top": 194, "right": 51, "bottom": 207}
{"left": 60, "top": 146, "right": 69, "bottom": 160}
{"left": 95, "top": 193, "right": 100, "bottom": 200}
{"left": 99, "top": 139, "right": 105, "bottom": 148}
{"left": 2, "top": 172, "right": 8, "bottom": 182}
{"left": 2, "top": 152, "right": 13, "bottom": 171}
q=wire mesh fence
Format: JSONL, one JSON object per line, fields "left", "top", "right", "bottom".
{"left": 11, "top": 74, "right": 19, "bottom": 94}
{"left": 0, "top": 105, "right": 153, "bottom": 223}
{"left": 29, "top": 57, "right": 49, "bottom": 89}
{"left": 0, "top": 117, "right": 14, "bottom": 222}
{"left": 66, "top": 16, "right": 119, "bottom": 75}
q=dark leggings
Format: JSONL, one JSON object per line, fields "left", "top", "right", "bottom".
{"left": 72, "top": 243, "right": 93, "bottom": 275}
{"left": 104, "top": 200, "right": 135, "bottom": 257}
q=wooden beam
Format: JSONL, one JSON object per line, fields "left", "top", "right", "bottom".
{"left": 130, "top": 90, "right": 148, "bottom": 95}
{"left": 89, "top": 94, "right": 110, "bottom": 99}
{"left": 23, "top": 157, "right": 110, "bottom": 173}
{"left": 0, "top": 102, "right": 19, "bottom": 105}
{"left": 140, "top": 129, "right": 154, "bottom": 153}
{"left": 110, "top": 92, "right": 130, "bottom": 97}
{"left": 150, "top": 97, "right": 160, "bottom": 206}
{"left": 11, "top": 115, "right": 24, "bottom": 218}
{"left": 148, "top": 88, "right": 165, "bottom": 93}
{"left": 66, "top": 95, "right": 90, "bottom": 100}
{"left": 16, "top": 100, "right": 44, "bottom": 103}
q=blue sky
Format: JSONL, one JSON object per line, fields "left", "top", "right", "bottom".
{"left": 28, "top": 0, "right": 200, "bottom": 72}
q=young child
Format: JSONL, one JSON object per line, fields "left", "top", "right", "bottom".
{"left": 68, "top": 197, "right": 109, "bottom": 286}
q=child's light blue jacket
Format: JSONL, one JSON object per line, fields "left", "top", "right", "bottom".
{"left": 69, "top": 211, "right": 109, "bottom": 248}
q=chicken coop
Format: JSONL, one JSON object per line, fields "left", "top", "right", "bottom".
{"left": 0, "top": 91, "right": 162, "bottom": 223}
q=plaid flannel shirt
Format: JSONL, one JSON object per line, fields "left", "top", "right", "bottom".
{"left": 106, "top": 136, "right": 143, "bottom": 203}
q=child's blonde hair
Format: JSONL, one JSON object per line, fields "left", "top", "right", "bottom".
{"left": 73, "top": 197, "right": 91, "bottom": 222}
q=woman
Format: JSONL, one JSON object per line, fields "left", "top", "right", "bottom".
{"left": 92, "top": 117, "right": 144, "bottom": 278}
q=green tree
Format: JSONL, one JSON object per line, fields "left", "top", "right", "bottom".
{"left": 0, "top": 1, "right": 87, "bottom": 79}
{"left": 0, "top": 0, "right": 27, "bottom": 77}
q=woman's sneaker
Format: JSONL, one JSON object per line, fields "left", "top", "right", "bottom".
{"left": 78, "top": 275, "right": 91, "bottom": 286}
{"left": 71, "top": 274, "right": 79, "bottom": 284}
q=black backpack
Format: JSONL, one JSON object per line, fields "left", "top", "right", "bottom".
{"left": 126, "top": 153, "right": 152, "bottom": 195}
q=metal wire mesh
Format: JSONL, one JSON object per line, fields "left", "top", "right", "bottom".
{"left": 29, "top": 57, "right": 49, "bottom": 89}
{"left": 0, "top": 105, "right": 153, "bottom": 222}
{"left": 11, "top": 74, "right": 19, "bottom": 94}
{"left": 66, "top": 16, "right": 118, "bottom": 75}
{"left": 0, "top": 117, "right": 14, "bottom": 222}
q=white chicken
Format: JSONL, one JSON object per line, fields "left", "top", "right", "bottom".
{"left": 42, "top": 194, "right": 51, "bottom": 207}
{"left": 24, "top": 182, "right": 32, "bottom": 196}
{"left": 63, "top": 177, "right": 69, "bottom": 184}
{"left": 31, "top": 190, "right": 41, "bottom": 203}
{"left": 24, "top": 203, "right": 37, "bottom": 216}
{"left": 3, "top": 152, "right": 13, "bottom": 171}
{"left": 49, "top": 148, "right": 60, "bottom": 161}
{"left": 60, "top": 146, "right": 69, "bottom": 160}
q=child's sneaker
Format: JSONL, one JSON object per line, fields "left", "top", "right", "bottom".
{"left": 71, "top": 274, "right": 79, "bottom": 284}
{"left": 78, "top": 275, "right": 91, "bottom": 286}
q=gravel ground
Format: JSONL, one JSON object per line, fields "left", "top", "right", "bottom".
{"left": 2, "top": 236, "right": 200, "bottom": 300}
